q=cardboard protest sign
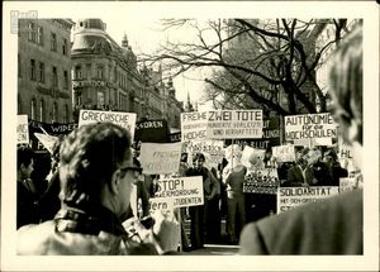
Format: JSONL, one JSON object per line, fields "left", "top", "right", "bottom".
{"left": 241, "top": 146, "right": 266, "bottom": 168}
{"left": 134, "top": 119, "right": 169, "bottom": 143}
{"left": 140, "top": 142, "right": 182, "bottom": 174}
{"left": 181, "top": 111, "right": 208, "bottom": 142}
{"left": 272, "top": 144, "right": 296, "bottom": 163}
{"left": 243, "top": 168, "right": 279, "bottom": 194}
{"left": 149, "top": 197, "right": 175, "bottom": 214}
{"left": 184, "top": 140, "right": 224, "bottom": 170}
{"left": 207, "top": 110, "right": 263, "bottom": 139}
{"left": 79, "top": 109, "right": 136, "bottom": 140}
{"left": 169, "top": 131, "right": 181, "bottom": 143}
{"left": 34, "top": 133, "right": 58, "bottom": 154}
{"left": 17, "top": 115, "right": 29, "bottom": 144}
{"left": 285, "top": 113, "right": 338, "bottom": 143}
{"left": 153, "top": 176, "right": 204, "bottom": 208}
{"left": 277, "top": 186, "right": 339, "bottom": 214}
{"left": 339, "top": 177, "right": 358, "bottom": 193}
{"left": 293, "top": 137, "right": 333, "bottom": 147}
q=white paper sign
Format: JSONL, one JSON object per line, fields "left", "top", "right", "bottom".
{"left": 17, "top": 115, "right": 29, "bottom": 145}
{"left": 184, "top": 140, "right": 224, "bottom": 170}
{"left": 78, "top": 109, "right": 136, "bottom": 141}
{"left": 149, "top": 197, "right": 175, "bottom": 214}
{"left": 277, "top": 186, "right": 340, "bottom": 214}
{"left": 207, "top": 110, "right": 263, "bottom": 139}
{"left": 272, "top": 144, "right": 296, "bottom": 162}
{"left": 153, "top": 176, "right": 204, "bottom": 208}
{"left": 181, "top": 111, "right": 209, "bottom": 142}
{"left": 285, "top": 113, "right": 338, "bottom": 143}
{"left": 140, "top": 142, "right": 182, "bottom": 174}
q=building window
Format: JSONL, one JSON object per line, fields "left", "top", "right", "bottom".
{"left": 97, "top": 91, "right": 105, "bottom": 109}
{"left": 30, "top": 59, "right": 36, "bottom": 81}
{"left": 74, "top": 65, "right": 82, "bottom": 80}
{"left": 52, "top": 102, "right": 58, "bottom": 123}
{"left": 86, "top": 64, "right": 92, "bottom": 79}
{"left": 65, "top": 104, "right": 70, "bottom": 122}
{"left": 38, "top": 62, "right": 45, "bottom": 83}
{"left": 96, "top": 65, "right": 104, "bottom": 79}
{"left": 39, "top": 99, "right": 45, "bottom": 122}
{"left": 28, "top": 22, "right": 36, "bottom": 42}
{"left": 52, "top": 66, "right": 58, "bottom": 87}
{"left": 114, "top": 67, "right": 117, "bottom": 83}
{"left": 119, "top": 93, "right": 127, "bottom": 111}
{"left": 63, "top": 70, "right": 69, "bottom": 89}
{"left": 62, "top": 38, "right": 67, "bottom": 55}
{"left": 18, "top": 54, "right": 22, "bottom": 78}
{"left": 37, "top": 26, "right": 44, "bottom": 45}
{"left": 50, "top": 32, "right": 57, "bottom": 52}
{"left": 30, "top": 98, "right": 37, "bottom": 120}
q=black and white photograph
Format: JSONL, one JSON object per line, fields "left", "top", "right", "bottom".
{"left": 2, "top": 1, "right": 379, "bottom": 271}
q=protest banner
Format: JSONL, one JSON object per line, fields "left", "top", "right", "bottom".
{"left": 277, "top": 186, "right": 340, "bottom": 214}
{"left": 134, "top": 119, "right": 169, "bottom": 143}
{"left": 241, "top": 146, "right": 266, "bottom": 168}
{"left": 339, "top": 177, "right": 358, "bottom": 193}
{"left": 17, "top": 115, "right": 29, "bottom": 144}
{"left": 184, "top": 140, "right": 224, "bottom": 170}
{"left": 140, "top": 142, "right": 182, "bottom": 174}
{"left": 148, "top": 197, "right": 175, "bottom": 214}
{"left": 207, "top": 110, "right": 263, "bottom": 139}
{"left": 34, "top": 133, "right": 58, "bottom": 154}
{"left": 272, "top": 144, "right": 296, "bottom": 163}
{"left": 153, "top": 176, "right": 204, "bottom": 208}
{"left": 181, "top": 111, "right": 208, "bottom": 142}
{"left": 285, "top": 113, "right": 338, "bottom": 144}
{"left": 243, "top": 168, "right": 279, "bottom": 194}
{"left": 79, "top": 109, "right": 136, "bottom": 140}
{"left": 169, "top": 131, "right": 181, "bottom": 143}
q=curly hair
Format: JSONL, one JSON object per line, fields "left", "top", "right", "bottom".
{"left": 329, "top": 23, "right": 362, "bottom": 144}
{"left": 59, "top": 122, "right": 132, "bottom": 209}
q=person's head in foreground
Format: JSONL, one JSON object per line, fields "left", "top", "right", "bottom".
{"left": 17, "top": 146, "right": 35, "bottom": 182}
{"left": 239, "top": 23, "right": 363, "bottom": 255}
{"left": 17, "top": 122, "right": 179, "bottom": 255}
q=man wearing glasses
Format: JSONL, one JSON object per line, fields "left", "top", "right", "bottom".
{"left": 17, "top": 122, "right": 179, "bottom": 255}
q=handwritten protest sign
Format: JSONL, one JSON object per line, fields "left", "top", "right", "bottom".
{"left": 34, "top": 133, "right": 58, "bottom": 154}
{"left": 241, "top": 146, "right": 266, "bottom": 168}
{"left": 184, "top": 140, "right": 224, "bottom": 170}
{"left": 272, "top": 144, "right": 296, "bottom": 163}
{"left": 339, "top": 177, "right": 358, "bottom": 193}
{"left": 79, "top": 109, "right": 136, "bottom": 141}
{"left": 140, "top": 142, "right": 182, "bottom": 174}
{"left": 149, "top": 197, "right": 175, "bottom": 214}
{"left": 207, "top": 110, "right": 263, "bottom": 139}
{"left": 285, "top": 113, "right": 338, "bottom": 143}
{"left": 153, "top": 176, "right": 204, "bottom": 208}
{"left": 181, "top": 111, "right": 208, "bottom": 142}
{"left": 277, "top": 186, "right": 339, "bottom": 214}
{"left": 17, "top": 115, "right": 29, "bottom": 144}
{"left": 243, "top": 168, "right": 279, "bottom": 194}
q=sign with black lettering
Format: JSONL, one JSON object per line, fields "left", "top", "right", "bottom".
{"left": 148, "top": 198, "right": 174, "bottom": 214}
{"left": 277, "top": 186, "right": 339, "bottom": 214}
{"left": 181, "top": 111, "right": 208, "bottom": 142}
{"left": 243, "top": 168, "right": 279, "bottom": 194}
{"left": 153, "top": 176, "right": 204, "bottom": 208}
{"left": 272, "top": 144, "right": 296, "bottom": 163}
{"left": 140, "top": 142, "right": 182, "bottom": 174}
{"left": 134, "top": 119, "right": 169, "bottom": 143}
{"left": 207, "top": 110, "right": 263, "bottom": 139}
{"left": 17, "top": 115, "right": 29, "bottom": 144}
{"left": 285, "top": 113, "right": 338, "bottom": 142}
{"left": 184, "top": 140, "right": 224, "bottom": 170}
{"left": 79, "top": 109, "right": 136, "bottom": 141}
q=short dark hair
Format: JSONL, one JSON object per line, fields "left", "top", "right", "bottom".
{"left": 329, "top": 23, "right": 363, "bottom": 144}
{"left": 59, "top": 122, "right": 132, "bottom": 209}
{"left": 192, "top": 152, "right": 205, "bottom": 162}
{"left": 17, "top": 146, "right": 34, "bottom": 170}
